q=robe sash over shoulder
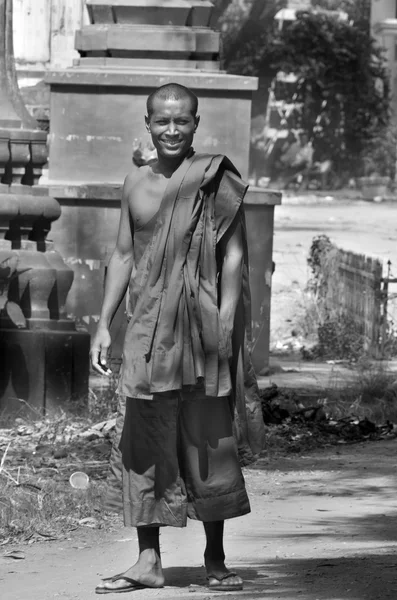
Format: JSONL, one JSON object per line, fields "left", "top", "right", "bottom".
{"left": 118, "top": 152, "right": 265, "bottom": 463}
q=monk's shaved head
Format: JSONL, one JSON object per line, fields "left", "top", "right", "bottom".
{"left": 146, "top": 83, "right": 199, "bottom": 117}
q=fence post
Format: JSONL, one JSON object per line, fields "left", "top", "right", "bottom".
{"left": 380, "top": 260, "right": 391, "bottom": 358}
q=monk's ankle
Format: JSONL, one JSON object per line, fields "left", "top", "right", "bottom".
{"left": 204, "top": 556, "right": 227, "bottom": 573}
{"left": 204, "top": 549, "right": 225, "bottom": 564}
{"left": 139, "top": 548, "right": 161, "bottom": 565}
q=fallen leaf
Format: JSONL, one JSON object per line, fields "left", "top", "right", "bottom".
{"left": 78, "top": 517, "right": 99, "bottom": 528}
{"left": 3, "top": 550, "right": 25, "bottom": 560}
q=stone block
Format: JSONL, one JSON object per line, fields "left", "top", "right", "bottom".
{"left": 85, "top": 0, "right": 193, "bottom": 26}
{"left": 86, "top": 1, "right": 114, "bottom": 24}
{"left": 187, "top": 0, "right": 213, "bottom": 27}
{"left": 115, "top": 0, "right": 191, "bottom": 25}
{"left": 107, "top": 24, "right": 196, "bottom": 51}
{"left": 46, "top": 69, "right": 257, "bottom": 183}
{"left": 75, "top": 26, "right": 108, "bottom": 52}
{"left": 74, "top": 24, "right": 220, "bottom": 68}
{"left": 75, "top": 24, "right": 219, "bottom": 55}
{"left": 195, "top": 29, "right": 219, "bottom": 53}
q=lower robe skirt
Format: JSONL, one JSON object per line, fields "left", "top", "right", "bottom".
{"left": 118, "top": 390, "right": 251, "bottom": 527}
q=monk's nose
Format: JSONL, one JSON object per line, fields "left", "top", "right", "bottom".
{"left": 167, "top": 122, "right": 177, "bottom": 135}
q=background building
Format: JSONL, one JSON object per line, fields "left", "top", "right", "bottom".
{"left": 371, "top": 0, "right": 397, "bottom": 107}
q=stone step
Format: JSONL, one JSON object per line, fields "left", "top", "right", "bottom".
{"left": 75, "top": 24, "right": 220, "bottom": 55}
{"left": 86, "top": 0, "right": 214, "bottom": 27}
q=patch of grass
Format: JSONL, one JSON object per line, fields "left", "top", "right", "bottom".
{"left": 0, "top": 478, "right": 114, "bottom": 543}
{"left": 323, "top": 362, "right": 397, "bottom": 424}
{"left": 63, "top": 373, "right": 119, "bottom": 422}
{"left": 0, "top": 373, "right": 122, "bottom": 545}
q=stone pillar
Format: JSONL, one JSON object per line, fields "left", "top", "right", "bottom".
{"left": 0, "top": 0, "right": 90, "bottom": 419}
{"left": 46, "top": 0, "right": 257, "bottom": 182}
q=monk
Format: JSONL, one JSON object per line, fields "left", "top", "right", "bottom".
{"left": 90, "top": 83, "right": 265, "bottom": 594}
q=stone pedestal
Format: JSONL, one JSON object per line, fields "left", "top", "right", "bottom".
{"left": 244, "top": 188, "right": 281, "bottom": 372}
{"left": 45, "top": 0, "right": 257, "bottom": 182}
{"left": 0, "top": 0, "right": 90, "bottom": 420}
{"left": 0, "top": 192, "right": 90, "bottom": 419}
{"left": 0, "top": 328, "right": 90, "bottom": 417}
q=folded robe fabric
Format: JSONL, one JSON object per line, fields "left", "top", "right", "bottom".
{"left": 106, "top": 152, "right": 265, "bottom": 512}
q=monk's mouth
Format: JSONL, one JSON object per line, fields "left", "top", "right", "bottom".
{"left": 161, "top": 140, "right": 182, "bottom": 148}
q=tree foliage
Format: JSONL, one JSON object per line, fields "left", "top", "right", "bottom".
{"left": 266, "top": 11, "right": 392, "bottom": 176}
{"left": 219, "top": 0, "right": 283, "bottom": 76}
{"left": 214, "top": 2, "right": 392, "bottom": 177}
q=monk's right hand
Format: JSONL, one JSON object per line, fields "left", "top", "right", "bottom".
{"left": 90, "top": 326, "right": 112, "bottom": 376}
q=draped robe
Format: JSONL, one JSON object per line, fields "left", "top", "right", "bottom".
{"left": 106, "top": 152, "right": 265, "bottom": 511}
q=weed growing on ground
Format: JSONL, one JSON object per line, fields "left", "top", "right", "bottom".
{"left": 302, "top": 314, "right": 366, "bottom": 361}
{"left": 50, "top": 373, "right": 119, "bottom": 423}
{"left": 323, "top": 361, "right": 397, "bottom": 423}
{"left": 0, "top": 372, "right": 121, "bottom": 544}
{"left": 0, "top": 478, "right": 111, "bottom": 543}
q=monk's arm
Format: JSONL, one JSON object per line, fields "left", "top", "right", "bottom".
{"left": 218, "top": 215, "right": 244, "bottom": 335}
{"left": 90, "top": 176, "right": 135, "bottom": 375}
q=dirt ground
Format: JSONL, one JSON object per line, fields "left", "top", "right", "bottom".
{"left": 2, "top": 437, "right": 397, "bottom": 600}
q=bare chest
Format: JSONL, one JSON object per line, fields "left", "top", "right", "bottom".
{"left": 128, "top": 172, "right": 169, "bottom": 229}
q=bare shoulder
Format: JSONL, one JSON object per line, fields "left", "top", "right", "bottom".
{"left": 123, "top": 166, "right": 146, "bottom": 192}
{"left": 123, "top": 163, "right": 160, "bottom": 195}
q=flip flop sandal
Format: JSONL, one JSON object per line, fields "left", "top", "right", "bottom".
{"left": 95, "top": 573, "right": 153, "bottom": 594}
{"left": 207, "top": 572, "right": 243, "bottom": 591}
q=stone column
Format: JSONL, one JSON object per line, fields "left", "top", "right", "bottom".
{"left": 0, "top": 0, "right": 90, "bottom": 419}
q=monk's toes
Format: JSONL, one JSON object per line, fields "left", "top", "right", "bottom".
{"left": 95, "top": 574, "right": 148, "bottom": 594}
{"left": 207, "top": 572, "right": 244, "bottom": 591}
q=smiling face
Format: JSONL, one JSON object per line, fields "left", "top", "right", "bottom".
{"left": 145, "top": 96, "right": 200, "bottom": 165}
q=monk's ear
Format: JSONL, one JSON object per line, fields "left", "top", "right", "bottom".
{"left": 194, "top": 115, "right": 200, "bottom": 132}
{"left": 145, "top": 115, "right": 151, "bottom": 132}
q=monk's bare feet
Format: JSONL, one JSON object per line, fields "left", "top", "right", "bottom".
{"left": 95, "top": 549, "right": 165, "bottom": 593}
{"left": 205, "top": 558, "right": 243, "bottom": 591}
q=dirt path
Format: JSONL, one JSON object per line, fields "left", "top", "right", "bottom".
{"left": 2, "top": 438, "right": 397, "bottom": 600}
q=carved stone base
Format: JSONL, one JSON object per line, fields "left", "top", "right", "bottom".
{"left": 0, "top": 328, "right": 90, "bottom": 419}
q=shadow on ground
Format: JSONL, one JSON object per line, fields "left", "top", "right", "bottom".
{"left": 163, "top": 552, "right": 397, "bottom": 599}
{"left": 251, "top": 439, "right": 397, "bottom": 500}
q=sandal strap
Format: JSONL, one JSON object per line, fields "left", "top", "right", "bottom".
{"left": 207, "top": 572, "right": 238, "bottom": 582}
{"left": 101, "top": 573, "right": 143, "bottom": 586}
